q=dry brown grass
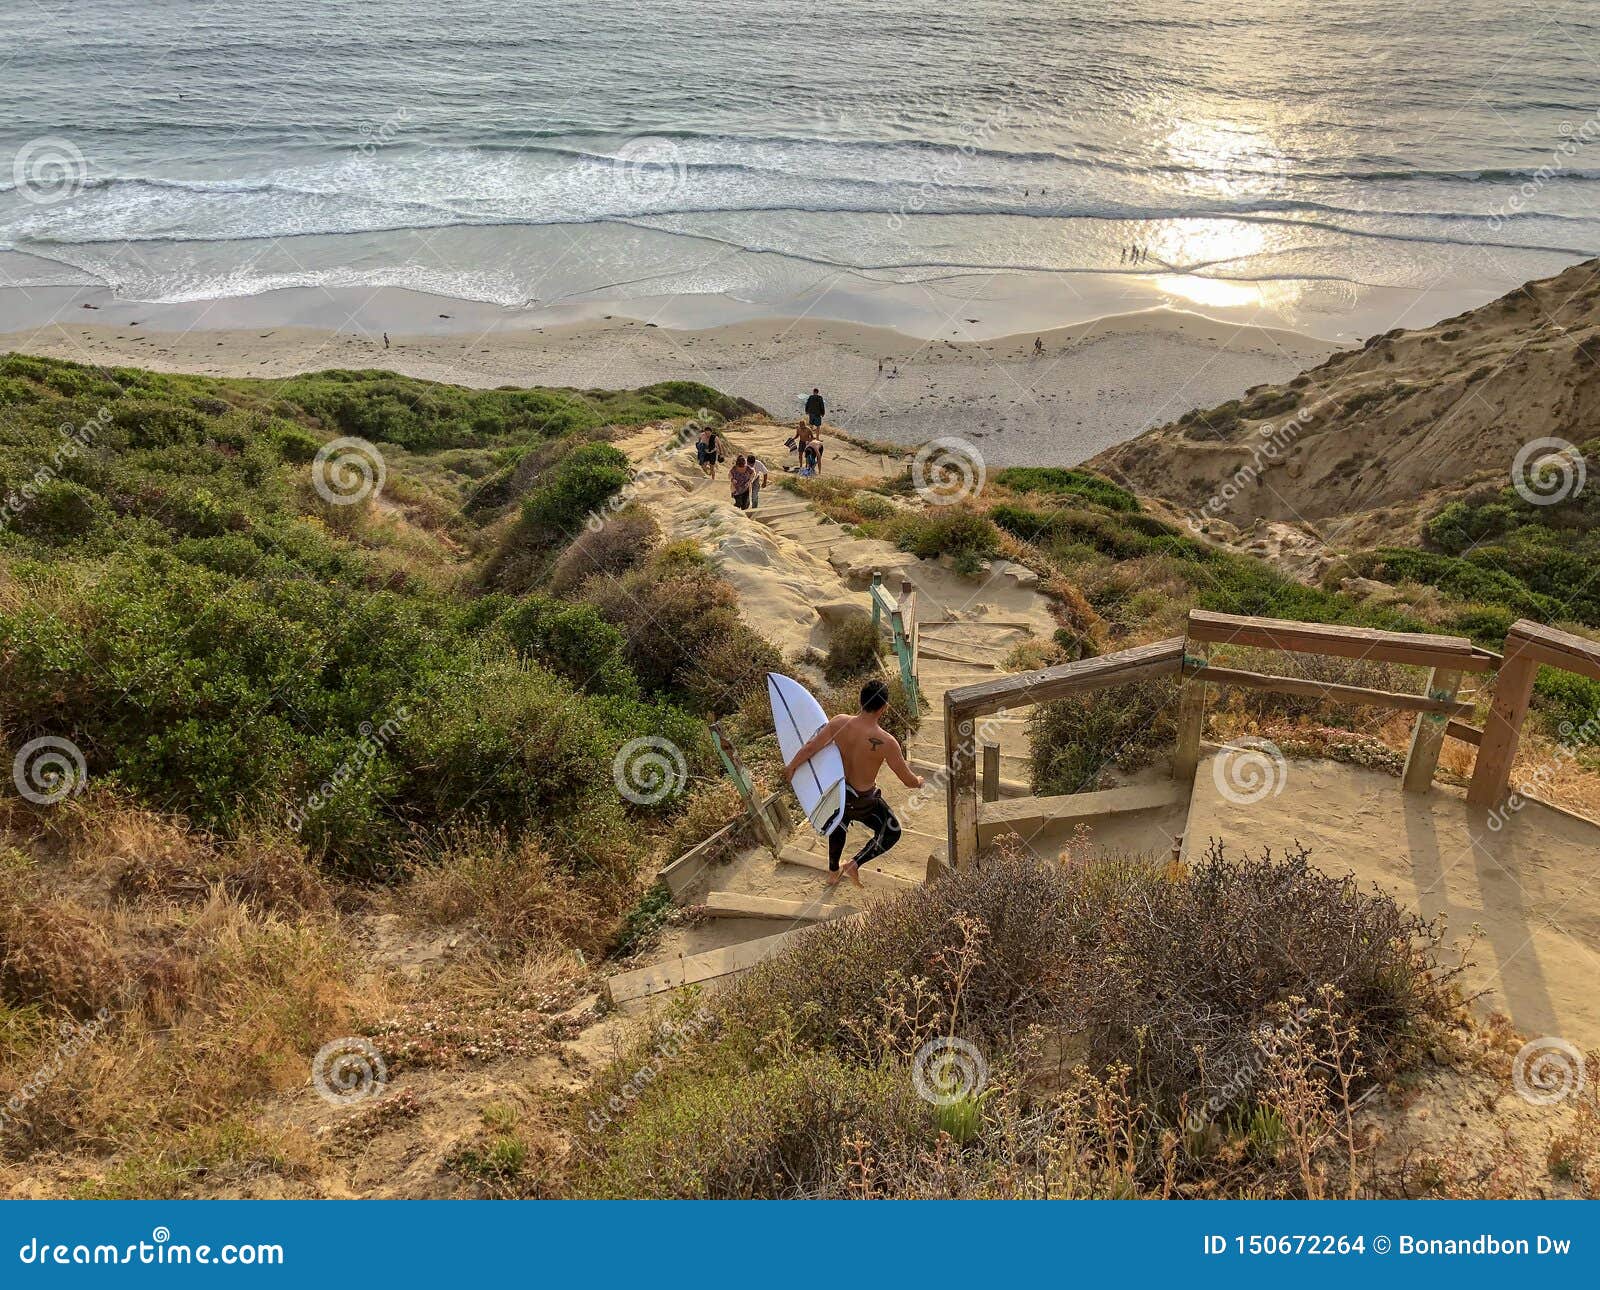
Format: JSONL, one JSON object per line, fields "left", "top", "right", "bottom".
{"left": 400, "top": 824, "right": 622, "bottom": 960}
{"left": 0, "top": 794, "right": 379, "bottom": 1192}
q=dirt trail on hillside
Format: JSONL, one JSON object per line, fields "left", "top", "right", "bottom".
{"left": 607, "top": 420, "right": 1189, "bottom": 985}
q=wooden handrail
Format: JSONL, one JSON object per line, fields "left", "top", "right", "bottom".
{"left": 1468, "top": 619, "right": 1600, "bottom": 807}
{"left": 1187, "top": 609, "right": 1490, "bottom": 672}
{"left": 1183, "top": 661, "right": 1475, "bottom": 718}
{"left": 943, "top": 637, "right": 1185, "bottom": 869}
{"left": 945, "top": 637, "right": 1185, "bottom": 719}
{"left": 1505, "top": 619, "right": 1600, "bottom": 683}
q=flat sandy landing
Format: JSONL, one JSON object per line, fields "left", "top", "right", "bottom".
{"left": 2, "top": 307, "right": 1333, "bottom": 468}
{"left": 1183, "top": 753, "right": 1600, "bottom": 1051}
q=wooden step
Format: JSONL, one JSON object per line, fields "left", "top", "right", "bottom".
{"left": 778, "top": 846, "right": 919, "bottom": 888}
{"left": 604, "top": 926, "right": 812, "bottom": 1005}
{"left": 916, "top": 645, "right": 1002, "bottom": 668}
{"left": 911, "top": 757, "right": 1029, "bottom": 798}
{"left": 701, "top": 891, "right": 853, "bottom": 922}
{"left": 919, "top": 619, "right": 1035, "bottom": 631}
{"left": 977, "top": 782, "right": 1190, "bottom": 842}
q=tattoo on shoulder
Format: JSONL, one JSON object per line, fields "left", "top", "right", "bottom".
{"left": 868, "top": 736, "right": 884, "bottom": 750}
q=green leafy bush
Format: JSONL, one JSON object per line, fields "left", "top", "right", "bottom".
{"left": 823, "top": 612, "right": 884, "bottom": 683}
{"left": 994, "top": 467, "right": 1139, "bottom": 511}
{"left": 499, "top": 595, "right": 637, "bottom": 697}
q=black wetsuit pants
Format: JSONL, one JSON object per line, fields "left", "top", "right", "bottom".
{"left": 828, "top": 786, "right": 902, "bottom": 870}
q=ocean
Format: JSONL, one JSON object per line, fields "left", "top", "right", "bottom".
{"left": 2, "top": 0, "right": 1596, "bottom": 334}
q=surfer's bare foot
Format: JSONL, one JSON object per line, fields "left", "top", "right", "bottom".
{"left": 843, "top": 861, "right": 863, "bottom": 888}
{"left": 825, "top": 870, "right": 842, "bottom": 887}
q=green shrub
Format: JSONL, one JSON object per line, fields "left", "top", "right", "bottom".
{"left": 823, "top": 612, "right": 884, "bottom": 683}
{"left": 546, "top": 504, "right": 660, "bottom": 596}
{"left": 1029, "top": 679, "right": 1180, "bottom": 795}
{"left": 889, "top": 507, "right": 998, "bottom": 569}
{"left": 584, "top": 547, "right": 781, "bottom": 712}
{"left": 575, "top": 846, "right": 1449, "bottom": 1198}
{"left": 994, "top": 467, "right": 1139, "bottom": 512}
{"left": 500, "top": 595, "right": 637, "bottom": 697}
{"left": 520, "top": 443, "right": 631, "bottom": 535}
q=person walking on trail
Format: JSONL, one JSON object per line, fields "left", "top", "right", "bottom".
{"left": 793, "top": 421, "right": 814, "bottom": 468}
{"left": 748, "top": 453, "right": 768, "bottom": 509}
{"left": 695, "top": 425, "right": 721, "bottom": 479}
{"left": 729, "top": 454, "right": 754, "bottom": 510}
{"left": 783, "top": 679, "right": 923, "bottom": 888}
{"left": 804, "top": 387, "right": 826, "bottom": 430}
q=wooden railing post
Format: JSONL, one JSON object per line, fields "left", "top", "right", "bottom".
{"left": 1402, "top": 667, "right": 1463, "bottom": 793}
{"left": 870, "top": 570, "right": 883, "bottom": 633}
{"left": 945, "top": 699, "right": 979, "bottom": 871}
{"left": 711, "top": 720, "right": 784, "bottom": 858}
{"left": 899, "top": 576, "right": 920, "bottom": 710}
{"left": 1173, "top": 643, "right": 1208, "bottom": 783}
{"left": 1467, "top": 639, "right": 1537, "bottom": 809}
{"left": 981, "top": 742, "right": 1000, "bottom": 802}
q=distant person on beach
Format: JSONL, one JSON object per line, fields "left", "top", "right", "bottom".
{"left": 748, "top": 453, "right": 768, "bottom": 508}
{"left": 793, "top": 422, "right": 813, "bottom": 467}
{"left": 805, "top": 387, "right": 826, "bottom": 429}
{"left": 383, "top": 332, "right": 389, "bottom": 348}
{"left": 783, "top": 678, "right": 923, "bottom": 888}
{"left": 1034, "top": 336, "right": 1044, "bottom": 355}
{"left": 730, "top": 455, "right": 754, "bottom": 509}
{"left": 695, "top": 426, "right": 721, "bottom": 479}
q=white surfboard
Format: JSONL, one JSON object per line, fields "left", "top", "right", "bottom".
{"left": 768, "top": 672, "right": 846, "bottom": 835}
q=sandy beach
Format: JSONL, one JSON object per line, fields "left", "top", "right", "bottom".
{"left": 0, "top": 284, "right": 1336, "bottom": 466}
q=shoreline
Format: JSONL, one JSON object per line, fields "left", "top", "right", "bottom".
{"left": 0, "top": 288, "right": 1338, "bottom": 467}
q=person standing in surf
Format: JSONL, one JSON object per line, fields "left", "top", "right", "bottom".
{"left": 783, "top": 679, "right": 923, "bottom": 887}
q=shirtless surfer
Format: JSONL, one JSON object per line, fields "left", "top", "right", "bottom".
{"left": 783, "top": 679, "right": 923, "bottom": 886}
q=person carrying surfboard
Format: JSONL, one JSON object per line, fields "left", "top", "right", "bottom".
{"left": 782, "top": 679, "right": 923, "bottom": 887}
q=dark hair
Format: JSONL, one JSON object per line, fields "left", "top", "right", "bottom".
{"left": 859, "top": 679, "right": 890, "bottom": 712}
{"left": 735, "top": 454, "right": 746, "bottom": 466}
